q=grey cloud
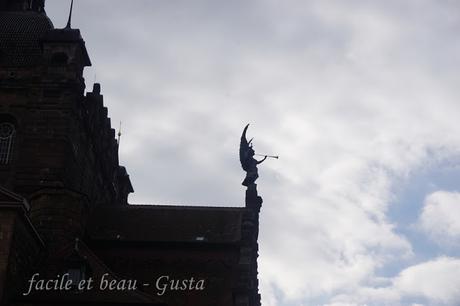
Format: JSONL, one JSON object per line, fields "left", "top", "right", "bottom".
{"left": 45, "top": 1, "right": 460, "bottom": 305}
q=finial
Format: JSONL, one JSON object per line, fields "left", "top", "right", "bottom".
{"left": 65, "top": 0, "right": 74, "bottom": 29}
{"left": 117, "top": 121, "right": 122, "bottom": 145}
{"left": 92, "top": 83, "right": 101, "bottom": 94}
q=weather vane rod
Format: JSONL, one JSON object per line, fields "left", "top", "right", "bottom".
{"left": 65, "top": 0, "right": 74, "bottom": 29}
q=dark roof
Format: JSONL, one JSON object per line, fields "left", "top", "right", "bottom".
{"left": 88, "top": 205, "right": 244, "bottom": 244}
{"left": 0, "top": 11, "right": 53, "bottom": 66}
{"left": 42, "top": 27, "right": 83, "bottom": 41}
{"left": 41, "top": 27, "right": 92, "bottom": 66}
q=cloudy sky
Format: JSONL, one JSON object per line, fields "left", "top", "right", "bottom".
{"left": 46, "top": 1, "right": 460, "bottom": 305}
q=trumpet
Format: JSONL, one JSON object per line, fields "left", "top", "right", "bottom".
{"left": 255, "top": 154, "right": 279, "bottom": 159}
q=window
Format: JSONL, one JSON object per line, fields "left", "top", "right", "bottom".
{"left": 51, "top": 52, "right": 69, "bottom": 65}
{"left": 67, "top": 267, "right": 85, "bottom": 285}
{"left": 0, "top": 122, "right": 15, "bottom": 165}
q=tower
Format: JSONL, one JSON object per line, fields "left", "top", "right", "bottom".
{"left": 0, "top": 0, "right": 133, "bottom": 301}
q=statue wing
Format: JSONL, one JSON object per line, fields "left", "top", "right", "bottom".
{"left": 239, "top": 124, "right": 251, "bottom": 171}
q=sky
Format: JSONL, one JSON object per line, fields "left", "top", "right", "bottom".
{"left": 46, "top": 1, "right": 460, "bottom": 305}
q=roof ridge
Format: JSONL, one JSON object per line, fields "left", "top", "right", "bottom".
{"left": 125, "top": 203, "right": 244, "bottom": 209}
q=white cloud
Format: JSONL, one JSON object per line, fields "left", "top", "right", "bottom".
{"left": 418, "top": 191, "right": 460, "bottom": 247}
{"left": 328, "top": 257, "right": 460, "bottom": 306}
{"left": 393, "top": 257, "right": 460, "bottom": 305}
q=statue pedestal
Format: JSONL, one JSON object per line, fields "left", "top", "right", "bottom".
{"left": 245, "top": 184, "right": 262, "bottom": 212}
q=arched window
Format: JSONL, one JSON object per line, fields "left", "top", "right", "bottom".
{"left": 0, "top": 122, "right": 15, "bottom": 164}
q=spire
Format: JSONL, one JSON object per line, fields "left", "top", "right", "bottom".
{"left": 65, "top": 0, "right": 73, "bottom": 29}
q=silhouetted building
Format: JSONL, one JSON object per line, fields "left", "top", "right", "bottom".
{"left": 0, "top": 0, "right": 262, "bottom": 305}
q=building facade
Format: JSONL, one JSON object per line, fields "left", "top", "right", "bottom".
{"left": 0, "top": 0, "right": 262, "bottom": 305}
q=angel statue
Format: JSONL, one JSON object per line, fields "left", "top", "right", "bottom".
{"left": 239, "top": 124, "right": 267, "bottom": 187}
